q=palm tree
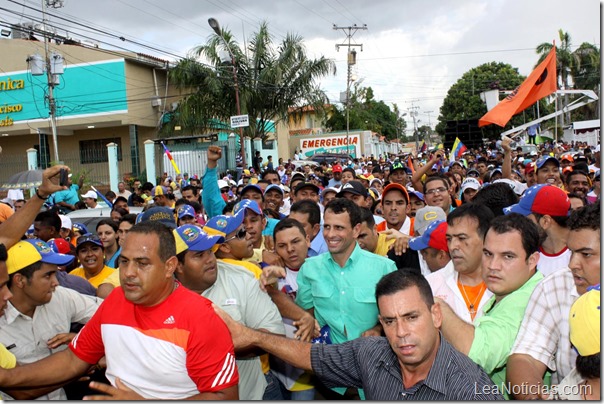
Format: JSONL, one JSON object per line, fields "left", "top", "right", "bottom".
{"left": 536, "top": 29, "right": 574, "bottom": 126}
{"left": 572, "top": 42, "right": 600, "bottom": 119}
{"left": 166, "top": 22, "right": 336, "bottom": 140}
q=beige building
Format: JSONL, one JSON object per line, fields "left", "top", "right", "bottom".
{"left": 0, "top": 38, "right": 179, "bottom": 186}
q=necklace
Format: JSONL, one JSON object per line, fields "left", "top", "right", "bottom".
{"left": 457, "top": 280, "right": 486, "bottom": 319}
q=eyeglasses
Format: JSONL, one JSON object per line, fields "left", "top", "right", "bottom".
{"left": 224, "top": 227, "right": 247, "bottom": 243}
{"left": 425, "top": 186, "right": 448, "bottom": 196}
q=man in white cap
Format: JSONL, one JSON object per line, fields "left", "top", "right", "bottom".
{"left": 460, "top": 178, "right": 481, "bottom": 203}
{"left": 81, "top": 191, "right": 101, "bottom": 209}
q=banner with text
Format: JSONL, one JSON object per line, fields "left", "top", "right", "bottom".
{"left": 300, "top": 134, "right": 361, "bottom": 158}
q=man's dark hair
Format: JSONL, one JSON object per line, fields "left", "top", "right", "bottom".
{"left": 262, "top": 169, "right": 281, "bottom": 182}
{"left": 565, "top": 169, "right": 590, "bottom": 185}
{"left": 471, "top": 183, "right": 519, "bottom": 217}
{"left": 447, "top": 202, "right": 494, "bottom": 239}
{"left": 181, "top": 185, "right": 198, "bottom": 196}
{"left": 114, "top": 196, "right": 128, "bottom": 205}
{"left": 8, "top": 261, "right": 43, "bottom": 289}
{"left": 576, "top": 352, "right": 600, "bottom": 380}
{"left": 359, "top": 207, "right": 375, "bottom": 228}
{"left": 567, "top": 192, "right": 587, "bottom": 207}
{"left": 131, "top": 195, "right": 145, "bottom": 205}
{"left": 141, "top": 182, "right": 154, "bottom": 192}
{"left": 105, "top": 190, "right": 116, "bottom": 200}
{"left": 119, "top": 214, "right": 137, "bottom": 226}
{"left": 96, "top": 219, "right": 118, "bottom": 233}
{"left": 532, "top": 212, "right": 569, "bottom": 228}
{"left": 372, "top": 166, "right": 382, "bottom": 175}
{"left": 424, "top": 174, "right": 450, "bottom": 189}
{"left": 375, "top": 271, "right": 434, "bottom": 310}
{"left": 110, "top": 207, "right": 129, "bottom": 218}
{"left": 222, "top": 201, "right": 238, "bottom": 215}
{"left": 34, "top": 211, "right": 61, "bottom": 232}
{"left": 273, "top": 218, "right": 307, "bottom": 242}
{"left": 568, "top": 202, "right": 600, "bottom": 232}
{"left": 343, "top": 167, "right": 356, "bottom": 177}
{"left": 324, "top": 198, "right": 362, "bottom": 228}
{"left": 289, "top": 200, "right": 321, "bottom": 227}
{"left": 0, "top": 243, "right": 7, "bottom": 262}
{"left": 128, "top": 221, "right": 176, "bottom": 261}
{"left": 487, "top": 214, "right": 539, "bottom": 259}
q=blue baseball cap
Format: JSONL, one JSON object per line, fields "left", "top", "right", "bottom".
{"left": 204, "top": 212, "right": 244, "bottom": 238}
{"left": 173, "top": 225, "right": 224, "bottom": 255}
{"left": 233, "top": 199, "right": 263, "bottom": 216}
{"left": 535, "top": 156, "right": 560, "bottom": 170}
{"left": 240, "top": 184, "right": 264, "bottom": 200}
{"left": 7, "top": 239, "right": 75, "bottom": 274}
{"left": 136, "top": 206, "right": 176, "bottom": 229}
{"left": 407, "top": 188, "right": 425, "bottom": 202}
{"left": 177, "top": 204, "right": 196, "bottom": 219}
{"left": 264, "top": 184, "right": 284, "bottom": 195}
{"left": 503, "top": 184, "right": 570, "bottom": 217}
{"left": 72, "top": 222, "right": 88, "bottom": 234}
{"left": 409, "top": 220, "right": 449, "bottom": 252}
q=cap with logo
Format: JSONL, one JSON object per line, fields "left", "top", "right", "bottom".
{"left": 72, "top": 222, "right": 89, "bottom": 235}
{"left": 177, "top": 204, "right": 196, "bottom": 219}
{"left": 336, "top": 180, "right": 368, "bottom": 198}
{"left": 7, "top": 239, "right": 74, "bottom": 274}
{"left": 217, "top": 180, "right": 229, "bottom": 190}
{"left": 136, "top": 206, "right": 177, "bottom": 229}
{"left": 233, "top": 199, "right": 263, "bottom": 216}
{"left": 407, "top": 187, "right": 425, "bottom": 202}
{"left": 204, "top": 212, "right": 244, "bottom": 238}
{"left": 75, "top": 233, "right": 104, "bottom": 252}
{"left": 331, "top": 164, "right": 343, "bottom": 173}
{"left": 413, "top": 206, "right": 447, "bottom": 236}
{"left": 173, "top": 224, "right": 225, "bottom": 255}
{"left": 569, "top": 285, "right": 600, "bottom": 356}
{"left": 503, "top": 184, "right": 570, "bottom": 217}
{"left": 535, "top": 156, "right": 560, "bottom": 170}
{"left": 409, "top": 220, "right": 449, "bottom": 252}
{"left": 47, "top": 238, "right": 72, "bottom": 255}
{"left": 461, "top": 177, "right": 481, "bottom": 193}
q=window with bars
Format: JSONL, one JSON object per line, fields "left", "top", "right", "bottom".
{"left": 79, "top": 138, "right": 122, "bottom": 164}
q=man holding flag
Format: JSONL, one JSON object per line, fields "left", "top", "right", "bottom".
{"left": 479, "top": 46, "right": 557, "bottom": 128}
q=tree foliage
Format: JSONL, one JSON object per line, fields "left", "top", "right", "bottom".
{"left": 324, "top": 85, "right": 407, "bottom": 140}
{"left": 163, "top": 22, "right": 336, "bottom": 140}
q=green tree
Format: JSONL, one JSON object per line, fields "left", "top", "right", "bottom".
{"left": 436, "top": 62, "right": 551, "bottom": 140}
{"left": 324, "top": 85, "right": 406, "bottom": 140}
{"left": 571, "top": 42, "right": 600, "bottom": 120}
{"left": 165, "top": 22, "right": 336, "bottom": 140}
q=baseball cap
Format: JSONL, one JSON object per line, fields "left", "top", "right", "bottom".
{"left": 466, "top": 168, "right": 480, "bottom": 178}
{"left": 535, "top": 156, "right": 560, "bottom": 170}
{"left": 137, "top": 206, "right": 177, "bottom": 229}
{"left": 461, "top": 178, "right": 481, "bottom": 193}
{"left": 233, "top": 199, "right": 263, "bottom": 216}
{"left": 493, "top": 178, "right": 524, "bottom": 196}
{"left": 322, "top": 186, "right": 339, "bottom": 197}
{"left": 75, "top": 233, "right": 104, "bottom": 252}
{"left": 381, "top": 183, "right": 410, "bottom": 203}
{"left": 503, "top": 184, "right": 570, "bottom": 217}
{"left": 240, "top": 184, "right": 264, "bottom": 199}
{"left": 59, "top": 214, "right": 72, "bottom": 230}
{"left": 264, "top": 184, "right": 284, "bottom": 196}
{"left": 6, "top": 239, "right": 74, "bottom": 274}
{"left": 294, "top": 182, "right": 320, "bottom": 195}
{"left": 560, "top": 154, "right": 574, "bottom": 163}
{"left": 177, "top": 204, "right": 196, "bottom": 219}
{"left": 204, "top": 212, "right": 244, "bottom": 238}
{"left": 414, "top": 206, "right": 447, "bottom": 236}
{"left": 72, "top": 222, "right": 88, "bottom": 235}
{"left": 47, "top": 238, "right": 72, "bottom": 254}
{"left": 569, "top": 286, "right": 600, "bottom": 356}
{"left": 524, "top": 162, "right": 536, "bottom": 175}
{"left": 151, "top": 185, "right": 169, "bottom": 198}
{"left": 407, "top": 187, "right": 425, "bottom": 202}
{"left": 370, "top": 178, "right": 383, "bottom": 186}
{"left": 217, "top": 180, "right": 229, "bottom": 190}
{"left": 409, "top": 220, "right": 449, "bottom": 252}
{"left": 390, "top": 160, "right": 409, "bottom": 173}
{"left": 243, "top": 169, "right": 251, "bottom": 177}
{"left": 81, "top": 190, "right": 97, "bottom": 199}
{"left": 173, "top": 225, "right": 224, "bottom": 255}
{"left": 337, "top": 180, "right": 368, "bottom": 198}
{"left": 331, "top": 164, "right": 343, "bottom": 173}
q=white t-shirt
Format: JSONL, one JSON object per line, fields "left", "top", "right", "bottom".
{"left": 537, "top": 247, "right": 572, "bottom": 277}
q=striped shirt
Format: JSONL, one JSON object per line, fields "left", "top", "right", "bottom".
{"left": 310, "top": 334, "right": 503, "bottom": 400}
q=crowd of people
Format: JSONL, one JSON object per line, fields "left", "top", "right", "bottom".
{"left": 0, "top": 134, "right": 599, "bottom": 400}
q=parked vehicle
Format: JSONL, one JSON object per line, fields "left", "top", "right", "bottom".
{"left": 308, "top": 152, "right": 353, "bottom": 165}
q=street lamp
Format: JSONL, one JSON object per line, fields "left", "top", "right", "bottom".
{"left": 208, "top": 18, "right": 246, "bottom": 169}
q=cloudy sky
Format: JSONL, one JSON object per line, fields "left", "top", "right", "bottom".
{"left": 1, "top": 0, "right": 600, "bottom": 132}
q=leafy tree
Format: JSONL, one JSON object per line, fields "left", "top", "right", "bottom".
{"left": 164, "top": 22, "right": 336, "bottom": 140}
{"left": 536, "top": 29, "right": 601, "bottom": 123}
{"left": 436, "top": 62, "right": 551, "bottom": 139}
{"left": 324, "top": 85, "right": 406, "bottom": 140}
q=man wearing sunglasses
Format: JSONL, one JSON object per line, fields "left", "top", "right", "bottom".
{"left": 173, "top": 225, "right": 284, "bottom": 400}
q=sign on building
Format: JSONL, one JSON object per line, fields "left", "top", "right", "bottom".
{"left": 299, "top": 134, "right": 361, "bottom": 158}
{"left": 230, "top": 114, "right": 249, "bottom": 128}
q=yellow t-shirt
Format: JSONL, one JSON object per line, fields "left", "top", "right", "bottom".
{"left": 69, "top": 265, "right": 119, "bottom": 288}
{"left": 374, "top": 233, "right": 395, "bottom": 256}
{"left": 219, "top": 258, "right": 262, "bottom": 279}
{"left": 0, "top": 344, "right": 16, "bottom": 369}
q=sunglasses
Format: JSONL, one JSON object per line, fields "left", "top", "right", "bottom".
{"left": 224, "top": 227, "right": 247, "bottom": 243}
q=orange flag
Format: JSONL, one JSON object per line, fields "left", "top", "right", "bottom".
{"left": 479, "top": 46, "right": 557, "bottom": 127}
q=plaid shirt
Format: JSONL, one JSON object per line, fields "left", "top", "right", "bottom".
{"left": 510, "top": 268, "right": 579, "bottom": 384}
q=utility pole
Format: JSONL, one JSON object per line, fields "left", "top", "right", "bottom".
{"left": 408, "top": 102, "right": 420, "bottom": 151}
{"left": 333, "top": 24, "right": 366, "bottom": 158}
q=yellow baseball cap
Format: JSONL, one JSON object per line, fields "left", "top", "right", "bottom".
{"left": 569, "top": 286, "right": 601, "bottom": 356}
{"left": 6, "top": 240, "right": 74, "bottom": 275}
